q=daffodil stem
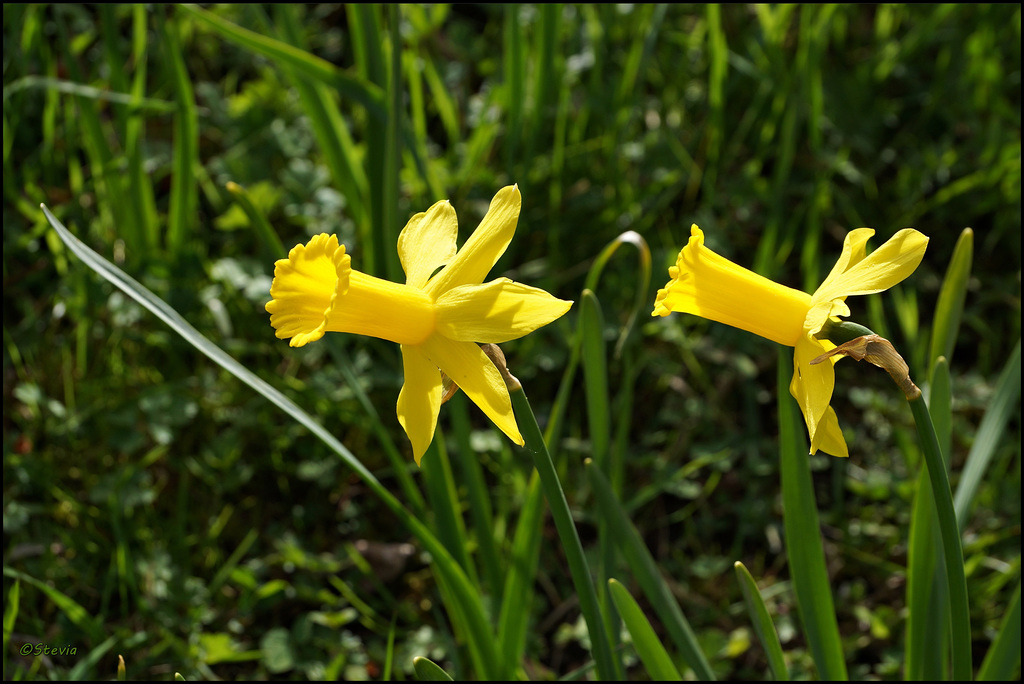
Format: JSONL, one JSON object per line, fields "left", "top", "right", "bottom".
{"left": 508, "top": 377, "right": 616, "bottom": 682}
{"left": 907, "top": 393, "right": 972, "bottom": 681}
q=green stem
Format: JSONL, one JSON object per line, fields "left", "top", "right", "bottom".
{"left": 907, "top": 394, "right": 973, "bottom": 681}
{"left": 508, "top": 376, "right": 616, "bottom": 681}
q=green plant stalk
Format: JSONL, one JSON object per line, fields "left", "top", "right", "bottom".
{"left": 507, "top": 376, "right": 616, "bottom": 681}
{"left": 907, "top": 393, "right": 972, "bottom": 681}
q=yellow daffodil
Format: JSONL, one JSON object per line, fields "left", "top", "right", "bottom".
{"left": 653, "top": 224, "right": 928, "bottom": 458}
{"left": 267, "top": 185, "right": 572, "bottom": 465}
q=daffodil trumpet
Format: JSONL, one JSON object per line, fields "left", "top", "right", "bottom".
{"left": 267, "top": 185, "right": 573, "bottom": 465}
{"left": 653, "top": 224, "right": 928, "bottom": 458}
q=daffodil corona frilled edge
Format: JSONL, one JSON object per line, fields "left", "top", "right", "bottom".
{"left": 267, "top": 185, "right": 573, "bottom": 465}
{"left": 653, "top": 224, "right": 928, "bottom": 458}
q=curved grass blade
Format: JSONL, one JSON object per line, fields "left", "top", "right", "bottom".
{"left": 776, "top": 350, "right": 847, "bottom": 681}
{"left": 954, "top": 339, "right": 1021, "bottom": 530}
{"left": 585, "top": 460, "right": 715, "bottom": 680}
{"left": 178, "top": 4, "right": 385, "bottom": 118}
{"left": 733, "top": 562, "right": 789, "bottom": 681}
{"left": 977, "top": 578, "right": 1021, "bottom": 681}
{"left": 40, "top": 204, "right": 501, "bottom": 679}
{"left": 2, "top": 567, "right": 103, "bottom": 644}
{"left": 413, "top": 656, "right": 454, "bottom": 681}
{"left": 608, "top": 578, "right": 682, "bottom": 681}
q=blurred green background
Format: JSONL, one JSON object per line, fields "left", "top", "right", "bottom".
{"left": 3, "top": 3, "right": 1020, "bottom": 680}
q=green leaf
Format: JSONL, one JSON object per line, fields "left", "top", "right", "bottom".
{"left": 508, "top": 382, "right": 616, "bottom": 681}
{"left": 929, "top": 228, "right": 973, "bottom": 369}
{"left": 160, "top": 15, "right": 199, "bottom": 258}
{"left": 413, "top": 656, "right": 454, "bottom": 681}
{"left": 905, "top": 357, "right": 952, "bottom": 680}
{"left": 776, "top": 349, "right": 847, "bottom": 680}
{"left": 2, "top": 568, "right": 103, "bottom": 643}
{"left": 608, "top": 579, "right": 682, "bottom": 681}
{"left": 178, "top": 4, "right": 385, "bottom": 118}
{"left": 977, "top": 579, "right": 1021, "bottom": 681}
{"left": 585, "top": 461, "right": 715, "bottom": 680}
{"left": 954, "top": 339, "right": 1022, "bottom": 529}
{"left": 907, "top": 392, "right": 973, "bottom": 680}
{"left": 733, "top": 562, "right": 789, "bottom": 681}
{"left": 2, "top": 580, "right": 18, "bottom": 674}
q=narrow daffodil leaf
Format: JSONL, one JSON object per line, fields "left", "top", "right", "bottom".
{"left": 585, "top": 461, "right": 715, "bottom": 680}
{"left": 929, "top": 228, "right": 973, "bottom": 370}
{"left": 412, "top": 656, "right": 454, "bottom": 681}
{"left": 954, "top": 339, "right": 1022, "bottom": 530}
{"left": 733, "top": 562, "right": 789, "bottom": 681}
{"left": 977, "top": 579, "right": 1021, "bottom": 681}
{"left": 608, "top": 579, "right": 682, "bottom": 681}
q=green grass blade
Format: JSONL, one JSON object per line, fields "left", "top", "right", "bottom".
{"left": 413, "top": 656, "right": 454, "bottom": 681}
{"left": 160, "top": 15, "right": 198, "bottom": 258}
{"left": 382, "top": 5, "right": 403, "bottom": 282}
{"left": 954, "top": 339, "right": 1022, "bottom": 529}
{"left": 776, "top": 349, "right": 848, "bottom": 681}
{"left": 907, "top": 393, "right": 973, "bottom": 681}
{"left": 41, "top": 204, "right": 501, "bottom": 679}
{"left": 329, "top": 343, "right": 427, "bottom": 517}
{"left": 2, "top": 580, "right": 18, "bottom": 674}
{"left": 905, "top": 358, "right": 953, "bottom": 680}
{"left": 579, "top": 289, "right": 624, "bottom": 678}
{"left": 447, "top": 394, "right": 504, "bottom": 603}
{"left": 496, "top": 470, "right": 545, "bottom": 679}
{"left": 581, "top": 290, "right": 611, "bottom": 471}
{"left": 733, "top": 562, "right": 789, "bottom": 681}
{"left": 421, "top": 438, "right": 477, "bottom": 586}
{"left": 179, "top": 4, "right": 385, "bottom": 118}
{"left": 608, "top": 578, "right": 683, "bottom": 681}
{"left": 273, "top": 5, "right": 370, "bottom": 252}
{"left": 585, "top": 460, "right": 715, "bottom": 680}
{"left": 225, "top": 181, "right": 287, "bottom": 263}
{"left": 977, "top": 579, "right": 1021, "bottom": 681}
{"left": 508, "top": 380, "right": 616, "bottom": 681}
{"left": 3, "top": 567, "right": 103, "bottom": 643}
{"left": 929, "top": 228, "right": 974, "bottom": 369}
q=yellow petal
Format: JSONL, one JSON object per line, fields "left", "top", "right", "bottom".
{"left": 790, "top": 335, "right": 848, "bottom": 457}
{"left": 266, "top": 234, "right": 351, "bottom": 347}
{"left": 810, "top": 405, "right": 849, "bottom": 458}
{"left": 434, "top": 278, "right": 573, "bottom": 343}
{"left": 397, "top": 200, "right": 458, "bottom": 289}
{"left": 426, "top": 185, "right": 521, "bottom": 297}
{"left": 812, "top": 229, "right": 929, "bottom": 307}
{"left": 419, "top": 336, "right": 524, "bottom": 447}
{"left": 397, "top": 345, "right": 443, "bottom": 466}
{"left": 818, "top": 228, "right": 875, "bottom": 291}
{"left": 653, "top": 225, "right": 812, "bottom": 347}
